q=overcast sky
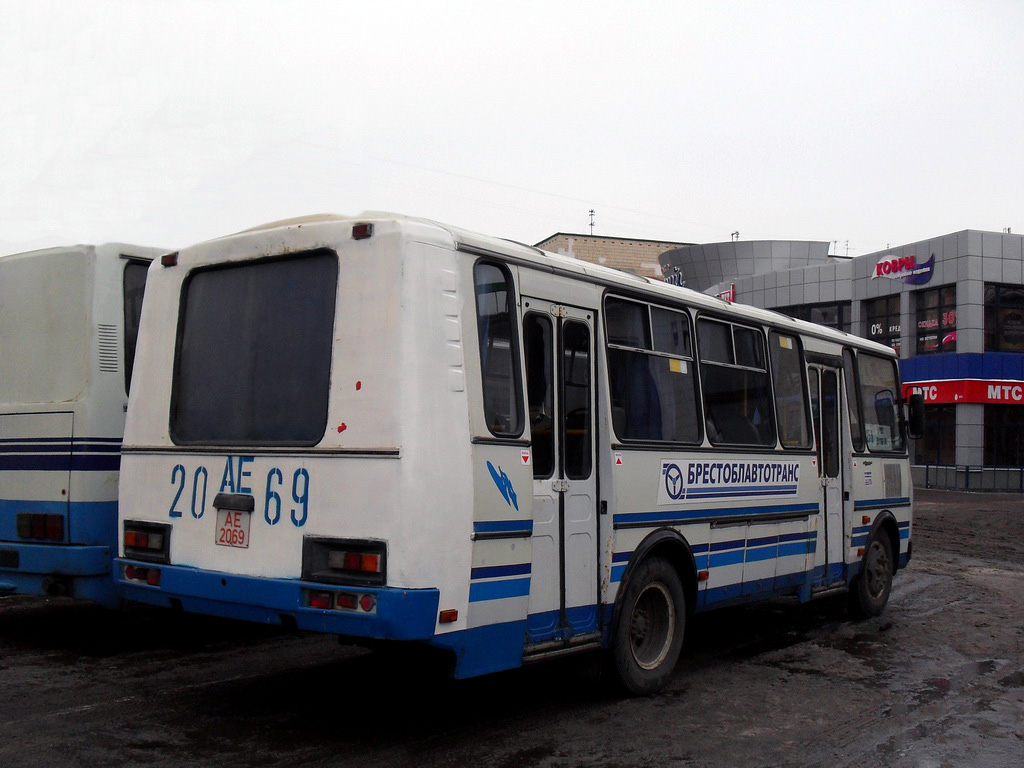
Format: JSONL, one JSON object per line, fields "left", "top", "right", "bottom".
{"left": 1, "top": 0, "right": 1022, "bottom": 259}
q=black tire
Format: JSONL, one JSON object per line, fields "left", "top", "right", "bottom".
{"left": 611, "top": 556, "right": 685, "bottom": 695}
{"left": 848, "top": 533, "right": 894, "bottom": 619}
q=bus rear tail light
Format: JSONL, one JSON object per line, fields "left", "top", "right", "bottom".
{"left": 123, "top": 521, "right": 171, "bottom": 564}
{"left": 304, "top": 588, "right": 377, "bottom": 614}
{"left": 15, "top": 513, "right": 64, "bottom": 541}
{"left": 329, "top": 550, "right": 382, "bottom": 575}
{"left": 123, "top": 564, "right": 162, "bottom": 586}
{"left": 302, "top": 537, "right": 386, "bottom": 586}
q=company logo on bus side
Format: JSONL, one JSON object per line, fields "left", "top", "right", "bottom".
{"left": 169, "top": 456, "right": 310, "bottom": 527}
{"left": 658, "top": 459, "right": 801, "bottom": 504}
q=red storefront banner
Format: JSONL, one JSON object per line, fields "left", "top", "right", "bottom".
{"left": 902, "top": 379, "right": 1024, "bottom": 405}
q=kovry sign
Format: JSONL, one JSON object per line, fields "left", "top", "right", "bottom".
{"left": 872, "top": 253, "right": 935, "bottom": 285}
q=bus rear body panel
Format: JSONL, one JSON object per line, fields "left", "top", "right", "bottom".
{"left": 0, "top": 244, "right": 160, "bottom": 604}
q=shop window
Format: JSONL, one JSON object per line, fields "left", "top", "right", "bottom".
{"left": 864, "top": 296, "right": 901, "bottom": 354}
{"left": 776, "top": 302, "right": 851, "bottom": 333}
{"left": 914, "top": 405, "right": 956, "bottom": 465}
{"left": 984, "top": 405, "right": 1024, "bottom": 465}
{"left": 915, "top": 285, "right": 956, "bottom": 355}
{"left": 984, "top": 284, "right": 1024, "bottom": 352}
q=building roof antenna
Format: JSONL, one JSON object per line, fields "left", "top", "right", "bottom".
{"left": 589, "top": 209, "right": 595, "bottom": 236}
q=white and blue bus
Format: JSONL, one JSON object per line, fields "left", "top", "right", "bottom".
{"left": 116, "top": 214, "right": 922, "bottom": 693}
{"left": 1, "top": 244, "right": 160, "bottom": 606}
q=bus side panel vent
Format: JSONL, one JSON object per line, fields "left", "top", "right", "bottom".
{"left": 884, "top": 463, "right": 902, "bottom": 499}
{"left": 97, "top": 324, "right": 119, "bottom": 372}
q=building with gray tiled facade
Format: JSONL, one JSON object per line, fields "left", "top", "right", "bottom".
{"left": 660, "top": 230, "right": 1024, "bottom": 489}
{"left": 535, "top": 233, "right": 692, "bottom": 281}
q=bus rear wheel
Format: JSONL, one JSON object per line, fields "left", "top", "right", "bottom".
{"left": 612, "top": 557, "right": 685, "bottom": 695}
{"left": 849, "top": 533, "right": 894, "bottom": 619}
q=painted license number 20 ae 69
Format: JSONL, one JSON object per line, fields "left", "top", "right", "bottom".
{"left": 216, "top": 509, "right": 251, "bottom": 549}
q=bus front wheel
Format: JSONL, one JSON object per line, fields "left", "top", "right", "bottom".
{"left": 612, "top": 557, "right": 685, "bottom": 695}
{"left": 849, "top": 533, "right": 894, "bottom": 619}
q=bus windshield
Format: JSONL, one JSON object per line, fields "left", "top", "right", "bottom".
{"left": 171, "top": 250, "right": 338, "bottom": 446}
{"left": 858, "top": 352, "right": 905, "bottom": 453}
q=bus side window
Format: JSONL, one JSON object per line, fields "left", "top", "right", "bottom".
{"left": 605, "top": 297, "right": 699, "bottom": 444}
{"left": 857, "top": 353, "right": 905, "bottom": 453}
{"left": 474, "top": 262, "right": 524, "bottom": 437}
{"left": 843, "top": 348, "right": 865, "bottom": 451}
{"left": 769, "top": 331, "right": 811, "bottom": 449}
{"left": 122, "top": 260, "right": 149, "bottom": 395}
{"left": 524, "top": 313, "right": 554, "bottom": 477}
{"left": 697, "top": 319, "right": 776, "bottom": 447}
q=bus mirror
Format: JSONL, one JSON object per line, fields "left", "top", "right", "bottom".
{"left": 907, "top": 392, "right": 925, "bottom": 439}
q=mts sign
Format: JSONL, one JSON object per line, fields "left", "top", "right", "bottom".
{"left": 903, "top": 379, "right": 1024, "bottom": 404}
{"left": 988, "top": 383, "right": 1024, "bottom": 402}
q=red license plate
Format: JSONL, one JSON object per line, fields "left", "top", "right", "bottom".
{"left": 215, "top": 509, "right": 251, "bottom": 548}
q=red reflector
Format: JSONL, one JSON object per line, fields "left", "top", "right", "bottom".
{"left": 359, "top": 594, "right": 375, "bottom": 612}
{"left": 862, "top": 516, "right": 872, "bottom": 525}
{"left": 309, "top": 591, "right": 332, "bottom": 609}
{"left": 439, "top": 609, "right": 458, "bottom": 623}
{"left": 697, "top": 570, "right": 710, "bottom": 582}
{"left": 336, "top": 593, "right": 357, "bottom": 610}
{"left": 125, "top": 565, "right": 139, "bottom": 580}
{"left": 146, "top": 569, "right": 161, "bottom": 586}
{"left": 161, "top": 251, "right": 179, "bottom": 267}
{"left": 352, "top": 223, "right": 373, "bottom": 240}
{"left": 857, "top": 547, "right": 866, "bottom": 557}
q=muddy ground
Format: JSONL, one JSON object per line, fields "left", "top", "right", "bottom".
{"left": 0, "top": 488, "right": 1021, "bottom": 768}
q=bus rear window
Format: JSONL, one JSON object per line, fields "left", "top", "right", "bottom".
{"left": 171, "top": 251, "right": 338, "bottom": 445}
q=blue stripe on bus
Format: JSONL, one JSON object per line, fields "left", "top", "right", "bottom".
{"left": 0, "top": 443, "right": 121, "bottom": 452}
{"left": 472, "top": 520, "right": 533, "bottom": 535}
{"left": 682, "top": 485, "right": 798, "bottom": 499}
{"left": 0, "top": 436, "right": 123, "bottom": 473}
{"left": 710, "top": 538, "right": 746, "bottom": 552}
{"left": 778, "top": 539, "right": 816, "bottom": 558}
{"left": 468, "top": 577, "right": 531, "bottom": 602}
{"left": 853, "top": 497, "right": 911, "bottom": 510}
{"left": 609, "top": 530, "right": 817, "bottom": 585}
{"left": 745, "top": 546, "right": 779, "bottom": 563}
{"left": 709, "top": 550, "right": 745, "bottom": 568}
{"left": 0, "top": 455, "right": 120, "bottom": 471}
{"left": 470, "top": 563, "right": 531, "bottom": 580}
{"left": 613, "top": 502, "right": 819, "bottom": 527}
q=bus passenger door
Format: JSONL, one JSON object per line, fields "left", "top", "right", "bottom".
{"left": 808, "top": 366, "right": 844, "bottom": 585}
{"left": 522, "top": 302, "right": 598, "bottom": 646}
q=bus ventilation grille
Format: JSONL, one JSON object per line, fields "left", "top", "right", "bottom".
{"left": 884, "top": 463, "right": 902, "bottom": 499}
{"left": 97, "top": 324, "right": 119, "bottom": 372}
